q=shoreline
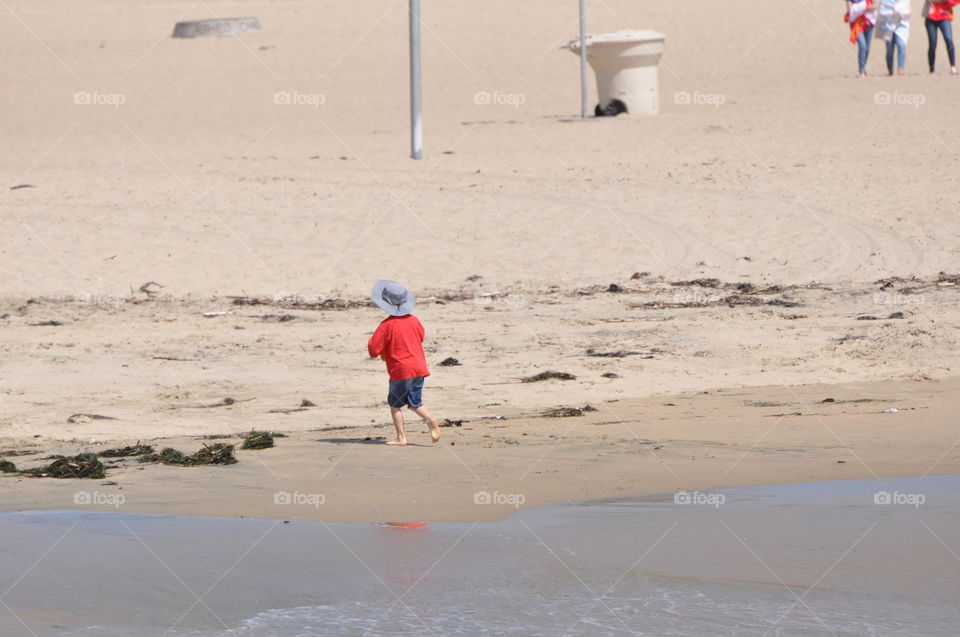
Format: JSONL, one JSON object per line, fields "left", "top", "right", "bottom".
{"left": 5, "top": 475, "right": 959, "bottom": 636}
{"left": 3, "top": 375, "right": 958, "bottom": 523}
{"left": 4, "top": 469, "right": 957, "bottom": 523}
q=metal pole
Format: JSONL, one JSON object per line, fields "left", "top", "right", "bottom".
{"left": 579, "top": 0, "right": 588, "bottom": 118}
{"left": 409, "top": 0, "right": 423, "bottom": 159}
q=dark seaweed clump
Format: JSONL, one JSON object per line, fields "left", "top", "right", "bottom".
{"left": 22, "top": 453, "right": 106, "bottom": 479}
{"left": 241, "top": 431, "right": 275, "bottom": 450}
{"left": 522, "top": 371, "right": 577, "bottom": 383}
{"left": 99, "top": 443, "right": 154, "bottom": 458}
{"left": 139, "top": 444, "right": 237, "bottom": 466}
{"left": 543, "top": 405, "right": 598, "bottom": 418}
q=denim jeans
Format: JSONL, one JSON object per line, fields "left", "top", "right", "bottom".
{"left": 857, "top": 25, "right": 876, "bottom": 73}
{"left": 926, "top": 18, "right": 957, "bottom": 71}
{"left": 886, "top": 33, "right": 907, "bottom": 72}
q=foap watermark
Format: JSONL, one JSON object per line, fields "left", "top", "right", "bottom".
{"left": 873, "top": 292, "right": 924, "bottom": 307}
{"left": 673, "top": 90, "right": 726, "bottom": 108}
{"left": 874, "top": 490, "right": 925, "bottom": 508}
{"left": 672, "top": 290, "right": 720, "bottom": 306}
{"left": 274, "top": 490, "right": 325, "bottom": 508}
{"left": 873, "top": 91, "right": 925, "bottom": 108}
{"left": 674, "top": 490, "right": 725, "bottom": 508}
{"left": 73, "top": 292, "right": 125, "bottom": 308}
{"left": 74, "top": 490, "right": 125, "bottom": 508}
{"left": 74, "top": 91, "right": 126, "bottom": 108}
{"left": 274, "top": 91, "right": 326, "bottom": 107}
{"left": 474, "top": 490, "right": 526, "bottom": 508}
{"left": 474, "top": 90, "right": 526, "bottom": 108}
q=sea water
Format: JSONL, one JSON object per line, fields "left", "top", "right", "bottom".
{"left": 1, "top": 475, "right": 958, "bottom": 636}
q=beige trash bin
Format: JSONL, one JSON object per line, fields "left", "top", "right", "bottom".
{"left": 563, "top": 30, "right": 666, "bottom": 115}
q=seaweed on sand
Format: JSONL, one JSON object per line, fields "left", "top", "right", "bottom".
{"left": 241, "top": 431, "right": 275, "bottom": 450}
{"left": 193, "top": 443, "right": 238, "bottom": 465}
{"left": 139, "top": 448, "right": 187, "bottom": 464}
{"left": 0, "top": 460, "right": 17, "bottom": 473}
{"left": 0, "top": 449, "right": 42, "bottom": 457}
{"left": 522, "top": 371, "right": 577, "bottom": 383}
{"left": 139, "top": 443, "right": 237, "bottom": 466}
{"left": 21, "top": 453, "right": 106, "bottom": 479}
{"left": 544, "top": 405, "right": 598, "bottom": 418}
{"left": 586, "top": 349, "right": 652, "bottom": 359}
{"left": 99, "top": 442, "right": 154, "bottom": 458}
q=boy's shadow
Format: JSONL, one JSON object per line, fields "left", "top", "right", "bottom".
{"left": 314, "top": 437, "right": 432, "bottom": 447}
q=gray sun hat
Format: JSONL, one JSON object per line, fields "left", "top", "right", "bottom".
{"left": 371, "top": 280, "right": 416, "bottom": 316}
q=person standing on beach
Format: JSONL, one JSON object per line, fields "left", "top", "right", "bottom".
{"left": 923, "top": 0, "right": 959, "bottom": 73}
{"left": 877, "top": 0, "right": 911, "bottom": 74}
{"left": 847, "top": 0, "right": 879, "bottom": 77}
{"left": 367, "top": 280, "right": 441, "bottom": 446}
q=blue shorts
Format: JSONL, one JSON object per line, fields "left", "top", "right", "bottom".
{"left": 388, "top": 376, "right": 425, "bottom": 408}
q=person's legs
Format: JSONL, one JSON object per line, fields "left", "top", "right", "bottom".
{"left": 857, "top": 33, "right": 867, "bottom": 77}
{"left": 388, "top": 407, "right": 407, "bottom": 445}
{"left": 886, "top": 37, "right": 896, "bottom": 74}
{"left": 941, "top": 20, "right": 957, "bottom": 70}
{"left": 927, "top": 18, "right": 939, "bottom": 71}
{"left": 857, "top": 26, "right": 875, "bottom": 75}
{"left": 410, "top": 405, "right": 441, "bottom": 443}
{"left": 896, "top": 33, "right": 907, "bottom": 72}
{"left": 386, "top": 378, "right": 411, "bottom": 445}
{"left": 404, "top": 377, "right": 440, "bottom": 443}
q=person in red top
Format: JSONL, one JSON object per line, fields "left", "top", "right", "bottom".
{"left": 923, "top": 0, "right": 959, "bottom": 73}
{"left": 368, "top": 280, "right": 441, "bottom": 446}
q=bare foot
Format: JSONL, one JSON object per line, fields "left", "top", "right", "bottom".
{"left": 428, "top": 419, "right": 441, "bottom": 444}
{"left": 953, "top": 67, "right": 958, "bottom": 75}
{"left": 386, "top": 439, "right": 407, "bottom": 446}
{"left": 897, "top": 68, "right": 907, "bottom": 76}
{"left": 858, "top": 72, "right": 866, "bottom": 79}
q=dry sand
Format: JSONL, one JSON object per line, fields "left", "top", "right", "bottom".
{"left": 3, "top": 0, "right": 960, "bottom": 297}
{"left": 2, "top": 0, "right": 959, "bottom": 521}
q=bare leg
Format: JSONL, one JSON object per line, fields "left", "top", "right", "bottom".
{"left": 387, "top": 407, "right": 407, "bottom": 446}
{"left": 410, "top": 405, "right": 441, "bottom": 443}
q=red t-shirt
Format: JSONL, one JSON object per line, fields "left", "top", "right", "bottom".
{"left": 929, "top": 1, "right": 956, "bottom": 20}
{"left": 367, "top": 314, "right": 430, "bottom": 381}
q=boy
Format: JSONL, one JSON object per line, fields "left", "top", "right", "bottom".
{"left": 367, "top": 280, "right": 441, "bottom": 446}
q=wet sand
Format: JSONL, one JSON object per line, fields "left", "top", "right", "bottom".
{"left": 3, "top": 374, "right": 959, "bottom": 523}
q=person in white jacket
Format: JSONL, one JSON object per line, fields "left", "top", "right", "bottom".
{"left": 847, "top": 0, "right": 880, "bottom": 77}
{"left": 877, "top": 0, "right": 911, "bottom": 74}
